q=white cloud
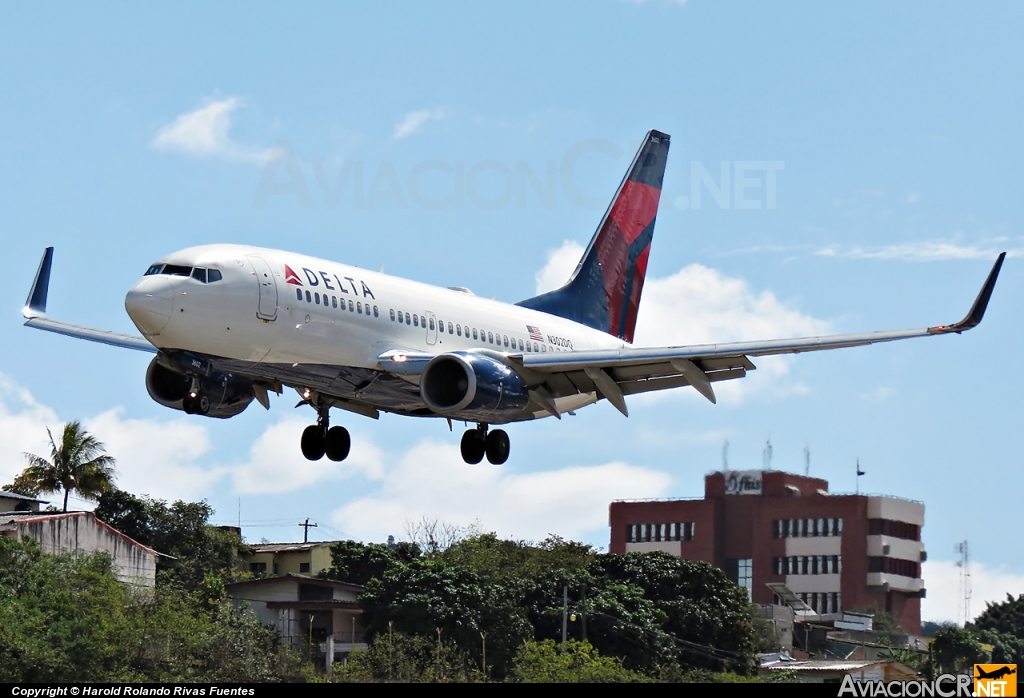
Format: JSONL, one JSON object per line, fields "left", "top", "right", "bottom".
{"left": 152, "top": 97, "right": 277, "bottom": 164}
{"left": 0, "top": 376, "right": 60, "bottom": 485}
{"left": 922, "top": 559, "right": 1024, "bottom": 624}
{"left": 816, "top": 240, "right": 1018, "bottom": 262}
{"left": 229, "top": 417, "right": 384, "bottom": 495}
{"left": 535, "top": 240, "right": 584, "bottom": 294}
{"left": 392, "top": 107, "right": 446, "bottom": 140}
{"left": 85, "top": 408, "right": 224, "bottom": 502}
{"left": 333, "top": 438, "right": 671, "bottom": 542}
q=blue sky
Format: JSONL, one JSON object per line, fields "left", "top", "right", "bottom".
{"left": 1, "top": 2, "right": 1021, "bottom": 622}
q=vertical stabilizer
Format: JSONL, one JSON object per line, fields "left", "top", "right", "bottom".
{"left": 517, "top": 130, "right": 669, "bottom": 343}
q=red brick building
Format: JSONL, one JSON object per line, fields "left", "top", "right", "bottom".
{"left": 608, "top": 470, "right": 925, "bottom": 634}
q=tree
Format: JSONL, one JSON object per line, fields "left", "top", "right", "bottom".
{"left": 928, "top": 626, "right": 985, "bottom": 677}
{"left": 974, "top": 593, "right": 1024, "bottom": 639}
{"left": 510, "top": 640, "right": 647, "bottom": 683}
{"left": 319, "top": 539, "right": 420, "bottom": 586}
{"left": 94, "top": 489, "right": 248, "bottom": 589}
{"left": 15, "top": 421, "right": 116, "bottom": 511}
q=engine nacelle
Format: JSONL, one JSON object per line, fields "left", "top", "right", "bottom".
{"left": 145, "top": 357, "right": 255, "bottom": 419}
{"left": 420, "top": 352, "right": 530, "bottom": 421}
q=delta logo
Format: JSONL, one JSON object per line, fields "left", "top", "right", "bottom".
{"left": 284, "top": 264, "right": 303, "bottom": 286}
{"left": 975, "top": 664, "right": 1017, "bottom": 697}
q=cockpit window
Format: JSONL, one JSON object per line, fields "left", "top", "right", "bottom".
{"left": 207, "top": 269, "right": 222, "bottom": 282}
{"left": 163, "top": 264, "right": 192, "bottom": 277}
{"left": 144, "top": 264, "right": 164, "bottom": 276}
{"left": 191, "top": 268, "right": 208, "bottom": 283}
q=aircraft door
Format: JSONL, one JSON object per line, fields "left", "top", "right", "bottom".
{"left": 425, "top": 311, "right": 438, "bottom": 346}
{"left": 248, "top": 257, "right": 278, "bottom": 321}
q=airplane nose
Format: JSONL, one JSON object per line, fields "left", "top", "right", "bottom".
{"left": 125, "top": 277, "right": 175, "bottom": 336}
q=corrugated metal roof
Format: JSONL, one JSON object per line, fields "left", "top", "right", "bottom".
{"left": 762, "top": 660, "right": 888, "bottom": 671}
{"left": 0, "top": 490, "right": 48, "bottom": 503}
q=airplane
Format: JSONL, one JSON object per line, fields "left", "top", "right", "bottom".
{"left": 21, "top": 130, "right": 1006, "bottom": 466}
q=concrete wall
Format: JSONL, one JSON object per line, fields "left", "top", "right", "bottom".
{"left": 8, "top": 513, "right": 156, "bottom": 588}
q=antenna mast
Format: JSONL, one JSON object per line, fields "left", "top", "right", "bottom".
{"left": 955, "top": 540, "right": 971, "bottom": 626}
{"left": 763, "top": 439, "right": 773, "bottom": 470}
{"left": 804, "top": 444, "right": 810, "bottom": 477}
{"left": 722, "top": 440, "right": 729, "bottom": 470}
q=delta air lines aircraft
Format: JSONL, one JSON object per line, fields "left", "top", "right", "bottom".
{"left": 21, "top": 131, "right": 1005, "bottom": 465}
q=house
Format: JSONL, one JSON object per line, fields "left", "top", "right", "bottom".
{"left": 0, "top": 510, "right": 159, "bottom": 588}
{"left": 0, "top": 490, "right": 48, "bottom": 513}
{"left": 760, "top": 659, "right": 919, "bottom": 683}
{"left": 226, "top": 574, "right": 367, "bottom": 670}
{"left": 239, "top": 541, "right": 336, "bottom": 577}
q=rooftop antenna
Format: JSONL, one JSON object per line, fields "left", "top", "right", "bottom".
{"left": 804, "top": 444, "right": 811, "bottom": 477}
{"left": 763, "top": 439, "right": 773, "bottom": 471}
{"left": 955, "top": 541, "right": 971, "bottom": 626}
{"left": 722, "top": 440, "right": 730, "bottom": 470}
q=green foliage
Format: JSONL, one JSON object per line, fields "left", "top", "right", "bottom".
{"left": 94, "top": 489, "right": 248, "bottom": 589}
{"left": 438, "top": 533, "right": 595, "bottom": 583}
{"left": 975, "top": 593, "right": 1024, "bottom": 640}
{"left": 510, "top": 639, "right": 647, "bottom": 683}
{"left": 15, "top": 421, "right": 116, "bottom": 511}
{"left": 360, "top": 558, "right": 533, "bottom": 678}
{"left": 0, "top": 536, "right": 308, "bottom": 682}
{"left": 592, "top": 552, "right": 759, "bottom": 672}
{"left": 319, "top": 539, "right": 420, "bottom": 586}
{"left": 928, "top": 626, "right": 986, "bottom": 677}
{"left": 335, "top": 630, "right": 479, "bottom": 683}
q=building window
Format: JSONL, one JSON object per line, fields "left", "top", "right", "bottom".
{"left": 727, "top": 559, "right": 753, "bottom": 601}
{"left": 249, "top": 562, "right": 267, "bottom": 574}
{"left": 299, "top": 562, "right": 311, "bottom": 574}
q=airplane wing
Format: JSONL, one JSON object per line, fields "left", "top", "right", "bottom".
{"left": 22, "top": 247, "right": 157, "bottom": 353}
{"left": 507, "top": 253, "right": 1006, "bottom": 417}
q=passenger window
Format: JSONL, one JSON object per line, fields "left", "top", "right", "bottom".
{"left": 413, "top": 314, "right": 418, "bottom": 327}
{"left": 487, "top": 332, "right": 493, "bottom": 343}
{"left": 448, "top": 322, "right": 454, "bottom": 334}
{"left": 457, "top": 325, "right": 462, "bottom": 337}
{"left": 191, "top": 268, "right": 207, "bottom": 283}
{"left": 398, "top": 312, "right": 404, "bottom": 324}
{"left": 350, "top": 301, "right": 355, "bottom": 312}
{"left": 332, "top": 297, "right": 337, "bottom": 308}
{"left": 526, "top": 342, "right": 532, "bottom": 352}
{"left": 373, "top": 306, "right": 379, "bottom": 317}
{"left": 429, "top": 318, "right": 435, "bottom": 330}
{"left": 519, "top": 339, "right": 524, "bottom": 351}
{"left": 296, "top": 289, "right": 303, "bottom": 301}
{"left": 541, "top": 344, "right": 546, "bottom": 352}
{"left": 357, "top": 302, "right": 363, "bottom": 314}
{"left": 405, "top": 312, "right": 410, "bottom": 324}
{"left": 390, "top": 309, "right": 396, "bottom": 321}
{"left": 503, "top": 335, "right": 508, "bottom": 347}
{"left": 305, "top": 291, "right": 311, "bottom": 303}
{"left": 207, "top": 269, "right": 222, "bottom": 283}
{"left": 534, "top": 342, "right": 539, "bottom": 352}
{"left": 315, "top": 293, "right": 320, "bottom": 305}
{"left": 472, "top": 328, "right": 478, "bottom": 340}
{"left": 420, "top": 316, "right": 425, "bottom": 327}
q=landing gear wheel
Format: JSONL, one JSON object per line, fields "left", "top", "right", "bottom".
{"left": 182, "top": 395, "right": 196, "bottom": 415}
{"left": 460, "top": 429, "right": 486, "bottom": 464}
{"left": 485, "top": 429, "right": 510, "bottom": 465}
{"left": 325, "top": 426, "right": 351, "bottom": 462}
{"left": 301, "top": 425, "right": 326, "bottom": 461}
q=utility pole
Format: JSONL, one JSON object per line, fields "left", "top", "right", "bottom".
{"left": 561, "top": 585, "right": 568, "bottom": 647}
{"left": 298, "top": 518, "right": 318, "bottom": 543}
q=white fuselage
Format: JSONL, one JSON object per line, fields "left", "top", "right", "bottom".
{"left": 125, "top": 244, "right": 627, "bottom": 413}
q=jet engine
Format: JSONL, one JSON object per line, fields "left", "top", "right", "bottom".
{"left": 145, "top": 357, "right": 255, "bottom": 418}
{"left": 420, "top": 352, "right": 530, "bottom": 421}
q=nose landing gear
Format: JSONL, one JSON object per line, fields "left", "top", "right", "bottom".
{"left": 182, "top": 377, "right": 210, "bottom": 415}
{"left": 300, "top": 402, "right": 350, "bottom": 462}
{"left": 460, "top": 424, "right": 510, "bottom": 465}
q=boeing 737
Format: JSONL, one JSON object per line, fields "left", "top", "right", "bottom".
{"left": 21, "top": 130, "right": 1005, "bottom": 465}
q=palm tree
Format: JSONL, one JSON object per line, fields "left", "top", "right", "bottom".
{"left": 17, "top": 421, "right": 117, "bottom": 512}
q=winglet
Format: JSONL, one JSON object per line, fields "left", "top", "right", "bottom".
{"left": 929, "top": 252, "right": 1006, "bottom": 335}
{"left": 24, "top": 247, "right": 54, "bottom": 318}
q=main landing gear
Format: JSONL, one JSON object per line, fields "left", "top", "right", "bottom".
{"left": 460, "top": 424, "right": 510, "bottom": 465}
{"left": 301, "top": 405, "right": 351, "bottom": 462}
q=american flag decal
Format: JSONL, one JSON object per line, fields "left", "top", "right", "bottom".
{"left": 527, "top": 325, "right": 543, "bottom": 341}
